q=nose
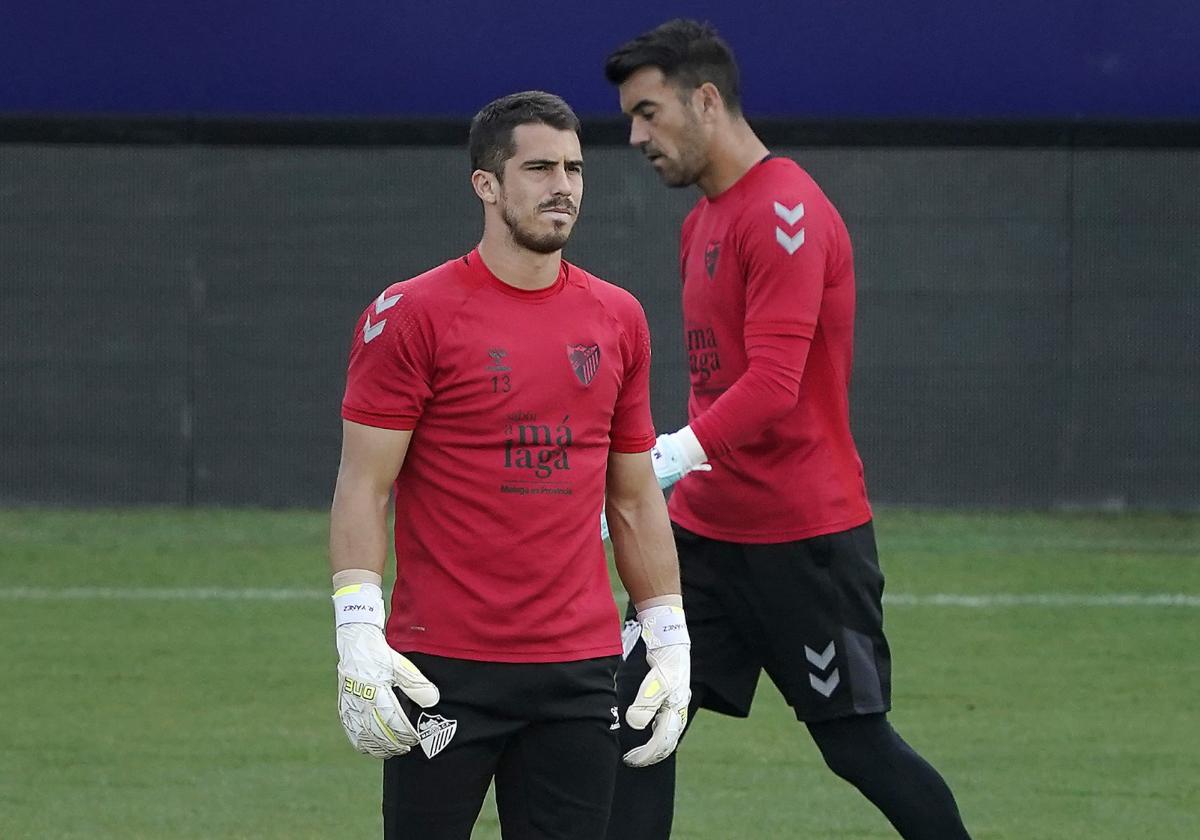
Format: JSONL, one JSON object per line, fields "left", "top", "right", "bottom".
{"left": 628, "top": 118, "right": 649, "bottom": 148}
{"left": 550, "top": 163, "right": 574, "bottom": 195}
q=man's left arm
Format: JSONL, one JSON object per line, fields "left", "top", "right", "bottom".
{"left": 606, "top": 449, "right": 691, "bottom": 767}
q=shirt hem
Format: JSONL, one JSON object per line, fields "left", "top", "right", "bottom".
{"left": 388, "top": 640, "right": 623, "bottom": 663}
{"left": 668, "top": 509, "right": 872, "bottom": 544}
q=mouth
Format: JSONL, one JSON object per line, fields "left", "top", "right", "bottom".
{"left": 541, "top": 206, "right": 575, "bottom": 218}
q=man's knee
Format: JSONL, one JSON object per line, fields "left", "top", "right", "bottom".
{"left": 807, "top": 713, "right": 893, "bottom": 782}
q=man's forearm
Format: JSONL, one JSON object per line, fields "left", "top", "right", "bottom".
{"left": 608, "top": 491, "right": 680, "bottom": 606}
{"left": 690, "top": 344, "right": 808, "bottom": 460}
{"left": 329, "top": 483, "right": 392, "bottom": 578}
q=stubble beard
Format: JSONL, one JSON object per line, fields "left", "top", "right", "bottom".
{"left": 652, "top": 124, "right": 707, "bottom": 188}
{"left": 657, "top": 159, "right": 699, "bottom": 188}
{"left": 502, "top": 204, "right": 573, "bottom": 254}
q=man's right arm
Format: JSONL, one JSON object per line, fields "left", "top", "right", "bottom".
{"left": 329, "top": 419, "right": 439, "bottom": 760}
{"left": 606, "top": 449, "right": 692, "bottom": 768}
{"left": 330, "top": 419, "right": 412, "bottom": 580}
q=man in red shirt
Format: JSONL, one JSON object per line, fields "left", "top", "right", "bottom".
{"left": 329, "top": 91, "right": 691, "bottom": 840}
{"left": 603, "top": 21, "right": 973, "bottom": 840}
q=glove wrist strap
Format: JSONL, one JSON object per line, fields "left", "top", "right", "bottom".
{"left": 636, "top": 604, "right": 690, "bottom": 649}
{"left": 333, "top": 582, "right": 386, "bottom": 629}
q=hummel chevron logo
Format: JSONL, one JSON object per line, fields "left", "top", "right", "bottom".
{"left": 774, "top": 201, "right": 805, "bottom": 254}
{"left": 809, "top": 668, "right": 841, "bottom": 697}
{"left": 776, "top": 227, "right": 805, "bottom": 254}
{"left": 773, "top": 201, "right": 804, "bottom": 226}
{"left": 804, "top": 641, "right": 836, "bottom": 670}
{"left": 375, "top": 290, "right": 402, "bottom": 314}
{"left": 362, "top": 316, "right": 386, "bottom": 344}
{"left": 363, "top": 290, "right": 402, "bottom": 343}
{"left": 806, "top": 640, "right": 839, "bottom": 696}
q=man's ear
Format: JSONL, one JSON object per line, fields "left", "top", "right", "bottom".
{"left": 695, "top": 82, "right": 724, "bottom": 122}
{"left": 472, "top": 169, "right": 500, "bottom": 204}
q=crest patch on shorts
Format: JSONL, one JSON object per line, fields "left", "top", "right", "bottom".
{"left": 416, "top": 712, "right": 458, "bottom": 758}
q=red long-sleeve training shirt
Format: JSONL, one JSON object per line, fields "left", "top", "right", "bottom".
{"left": 668, "top": 157, "right": 872, "bottom": 543}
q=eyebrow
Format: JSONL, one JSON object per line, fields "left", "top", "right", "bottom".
{"left": 521, "top": 158, "right": 584, "bottom": 167}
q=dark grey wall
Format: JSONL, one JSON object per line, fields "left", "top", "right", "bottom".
{"left": 1, "top": 145, "right": 1197, "bottom": 508}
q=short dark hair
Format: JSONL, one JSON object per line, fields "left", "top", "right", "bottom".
{"left": 604, "top": 19, "right": 741, "bottom": 114}
{"left": 469, "top": 91, "right": 581, "bottom": 177}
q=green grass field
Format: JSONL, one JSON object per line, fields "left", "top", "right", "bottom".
{"left": 1, "top": 508, "right": 1197, "bottom": 839}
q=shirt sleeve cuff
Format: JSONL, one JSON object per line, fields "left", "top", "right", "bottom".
{"left": 341, "top": 405, "right": 419, "bottom": 431}
{"left": 610, "top": 432, "right": 656, "bottom": 454}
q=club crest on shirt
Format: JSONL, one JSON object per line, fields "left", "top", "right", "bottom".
{"left": 567, "top": 343, "right": 601, "bottom": 386}
{"left": 704, "top": 239, "right": 721, "bottom": 278}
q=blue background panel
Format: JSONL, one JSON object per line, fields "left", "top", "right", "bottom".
{"left": 4, "top": 1, "right": 1199, "bottom": 118}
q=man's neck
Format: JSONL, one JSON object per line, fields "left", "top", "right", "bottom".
{"left": 696, "top": 118, "right": 770, "bottom": 199}
{"left": 477, "top": 231, "right": 562, "bottom": 291}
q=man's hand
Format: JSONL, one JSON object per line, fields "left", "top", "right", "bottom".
{"left": 623, "top": 604, "right": 692, "bottom": 767}
{"left": 334, "top": 583, "right": 439, "bottom": 758}
{"left": 651, "top": 427, "right": 710, "bottom": 491}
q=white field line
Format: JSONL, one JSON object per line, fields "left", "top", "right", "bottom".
{"left": 0, "top": 588, "right": 1197, "bottom": 607}
{"left": 883, "top": 592, "right": 1200, "bottom": 608}
{"left": 0, "top": 587, "right": 327, "bottom": 600}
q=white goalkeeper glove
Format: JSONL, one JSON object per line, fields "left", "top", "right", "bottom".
{"left": 651, "top": 427, "right": 710, "bottom": 491}
{"left": 623, "top": 604, "right": 691, "bottom": 767}
{"left": 333, "top": 582, "right": 440, "bottom": 758}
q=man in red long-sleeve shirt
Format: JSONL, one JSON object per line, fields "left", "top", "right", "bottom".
{"left": 602, "top": 20, "right": 973, "bottom": 840}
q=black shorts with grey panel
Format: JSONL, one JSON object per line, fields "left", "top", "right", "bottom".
{"left": 383, "top": 653, "right": 620, "bottom": 840}
{"left": 621, "top": 519, "right": 891, "bottom": 723}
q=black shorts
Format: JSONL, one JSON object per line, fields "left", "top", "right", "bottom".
{"left": 620, "top": 520, "right": 891, "bottom": 724}
{"left": 383, "top": 653, "right": 620, "bottom": 840}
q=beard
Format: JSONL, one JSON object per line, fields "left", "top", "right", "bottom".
{"left": 655, "top": 154, "right": 702, "bottom": 188}
{"left": 655, "top": 142, "right": 706, "bottom": 188}
{"left": 649, "top": 113, "right": 707, "bottom": 188}
{"left": 501, "top": 204, "right": 574, "bottom": 254}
